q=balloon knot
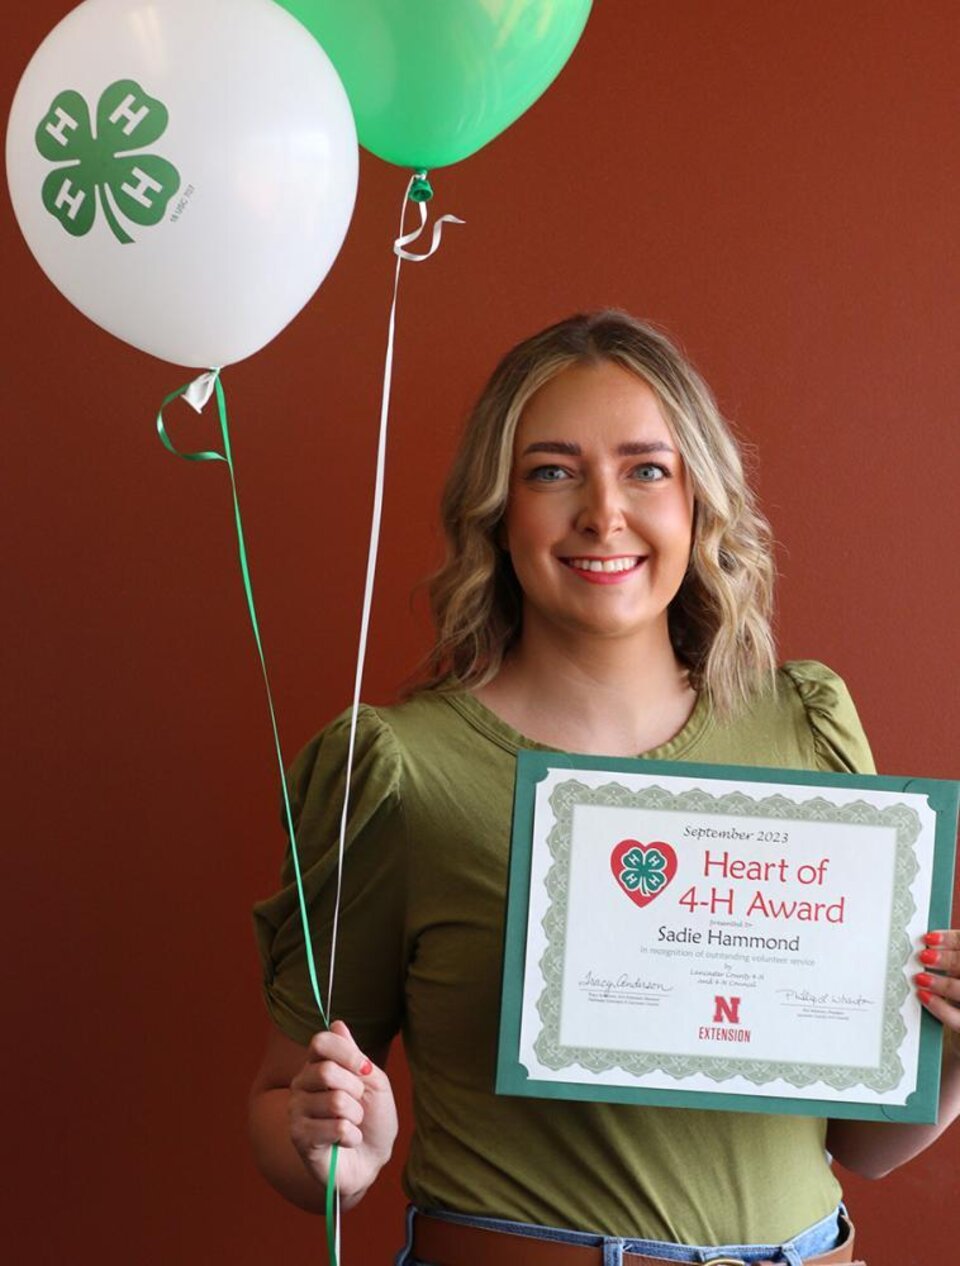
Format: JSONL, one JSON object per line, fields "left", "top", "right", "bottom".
{"left": 409, "top": 173, "right": 433, "bottom": 203}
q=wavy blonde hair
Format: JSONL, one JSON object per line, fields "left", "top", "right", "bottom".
{"left": 414, "top": 310, "right": 777, "bottom": 717}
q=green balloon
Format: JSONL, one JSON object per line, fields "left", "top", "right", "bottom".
{"left": 278, "top": 0, "right": 592, "bottom": 171}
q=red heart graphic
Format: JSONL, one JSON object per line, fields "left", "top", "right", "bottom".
{"left": 610, "top": 839, "right": 677, "bottom": 908}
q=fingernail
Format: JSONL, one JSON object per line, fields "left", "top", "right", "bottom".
{"left": 359, "top": 1058, "right": 373, "bottom": 1076}
{"left": 918, "top": 989, "right": 932, "bottom": 1005}
{"left": 919, "top": 949, "right": 941, "bottom": 966}
{"left": 916, "top": 973, "right": 935, "bottom": 988}
{"left": 924, "top": 932, "right": 945, "bottom": 946}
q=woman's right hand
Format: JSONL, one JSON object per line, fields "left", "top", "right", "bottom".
{"left": 288, "top": 1019, "right": 398, "bottom": 1202}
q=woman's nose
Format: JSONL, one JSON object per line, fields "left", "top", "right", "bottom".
{"left": 575, "top": 475, "right": 626, "bottom": 538}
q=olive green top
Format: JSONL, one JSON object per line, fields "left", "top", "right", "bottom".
{"left": 253, "top": 660, "right": 874, "bottom": 1245}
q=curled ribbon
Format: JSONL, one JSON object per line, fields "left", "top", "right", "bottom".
{"left": 394, "top": 170, "right": 465, "bottom": 261}
{"left": 156, "top": 373, "right": 331, "bottom": 1038}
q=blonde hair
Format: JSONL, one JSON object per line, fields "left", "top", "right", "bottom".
{"left": 414, "top": 310, "right": 777, "bottom": 717}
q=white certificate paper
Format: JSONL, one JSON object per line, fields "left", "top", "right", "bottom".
{"left": 497, "top": 754, "right": 958, "bottom": 1122}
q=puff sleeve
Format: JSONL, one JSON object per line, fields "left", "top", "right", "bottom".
{"left": 781, "top": 660, "right": 876, "bottom": 776}
{"left": 252, "top": 705, "right": 406, "bottom": 1050}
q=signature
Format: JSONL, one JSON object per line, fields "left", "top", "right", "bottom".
{"left": 777, "top": 988, "right": 874, "bottom": 1007}
{"left": 579, "top": 970, "right": 672, "bottom": 993}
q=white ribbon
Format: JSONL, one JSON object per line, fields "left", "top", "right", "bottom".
{"left": 327, "top": 177, "right": 463, "bottom": 1017}
{"left": 181, "top": 368, "right": 220, "bottom": 413}
{"left": 395, "top": 191, "right": 465, "bottom": 262}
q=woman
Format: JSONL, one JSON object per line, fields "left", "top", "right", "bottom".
{"left": 249, "top": 312, "right": 960, "bottom": 1264}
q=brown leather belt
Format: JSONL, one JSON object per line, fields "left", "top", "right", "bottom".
{"left": 411, "top": 1210, "right": 865, "bottom": 1266}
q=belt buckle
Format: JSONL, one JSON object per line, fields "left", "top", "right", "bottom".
{"left": 702, "top": 1259, "right": 747, "bottom": 1266}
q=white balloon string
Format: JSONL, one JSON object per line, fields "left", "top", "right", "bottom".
{"left": 326, "top": 174, "right": 464, "bottom": 1020}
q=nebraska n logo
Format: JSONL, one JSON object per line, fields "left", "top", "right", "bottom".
{"left": 35, "top": 79, "right": 181, "bottom": 244}
{"left": 713, "top": 995, "right": 741, "bottom": 1025}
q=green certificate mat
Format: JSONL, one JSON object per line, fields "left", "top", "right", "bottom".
{"left": 497, "top": 754, "right": 958, "bottom": 1123}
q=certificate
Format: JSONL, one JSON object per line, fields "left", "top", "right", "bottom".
{"left": 496, "top": 754, "right": 959, "bottom": 1122}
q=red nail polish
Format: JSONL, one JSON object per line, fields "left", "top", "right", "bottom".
{"left": 359, "top": 1058, "right": 373, "bottom": 1076}
{"left": 918, "top": 989, "right": 932, "bottom": 1005}
{"left": 919, "top": 949, "right": 940, "bottom": 966}
{"left": 916, "top": 973, "right": 934, "bottom": 988}
{"left": 924, "top": 932, "right": 945, "bottom": 946}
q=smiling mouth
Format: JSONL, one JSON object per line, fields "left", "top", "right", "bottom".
{"left": 562, "top": 556, "right": 645, "bottom": 574}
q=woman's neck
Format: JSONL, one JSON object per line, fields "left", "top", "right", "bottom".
{"left": 474, "top": 619, "right": 697, "bottom": 757}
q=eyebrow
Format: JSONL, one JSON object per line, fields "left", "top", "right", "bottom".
{"left": 520, "top": 440, "right": 675, "bottom": 457}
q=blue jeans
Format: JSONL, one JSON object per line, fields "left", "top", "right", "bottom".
{"left": 395, "top": 1203, "right": 845, "bottom": 1266}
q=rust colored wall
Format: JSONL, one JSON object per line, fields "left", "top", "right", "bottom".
{"left": 3, "top": 2, "right": 958, "bottom": 1262}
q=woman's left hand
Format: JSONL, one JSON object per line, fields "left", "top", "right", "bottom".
{"left": 916, "top": 930, "right": 960, "bottom": 1053}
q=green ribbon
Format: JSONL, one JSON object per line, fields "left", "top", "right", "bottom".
{"left": 156, "top": 371, "right": 340, "bottom": 1265}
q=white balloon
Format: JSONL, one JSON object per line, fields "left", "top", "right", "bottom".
{"left": 5, "top": 0, "right": 358, "bottom": 368}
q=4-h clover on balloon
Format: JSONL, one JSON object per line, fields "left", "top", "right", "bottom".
{"left": 6, "top": 0, "right": 358, "bottom": 368}
{"left": 37, "top": 79, "right": 180, "bottom": 245}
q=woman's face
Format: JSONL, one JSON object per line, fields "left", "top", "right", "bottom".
{"left": 503, "top": 361, "right": 694, "bottom": 645}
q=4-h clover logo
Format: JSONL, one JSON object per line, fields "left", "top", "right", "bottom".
{"left": 620, "top": 846, "right": 668, "bottom": 895}
{"left": 609, "top": 838, "right": 678, "bottom": 908}
{"left": 35, "top": 79, "right": 181, "bottom": 244}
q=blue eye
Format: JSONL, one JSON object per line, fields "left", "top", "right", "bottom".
{"left": 527, "top": 464, "right": 571, "bottom": 482}
{"left": 632, "top": 463, "right": 667, "bottom": 482}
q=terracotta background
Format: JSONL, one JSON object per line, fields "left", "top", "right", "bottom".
{"left": 3, "top": 2, "right": 958, "bottom": 1262}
